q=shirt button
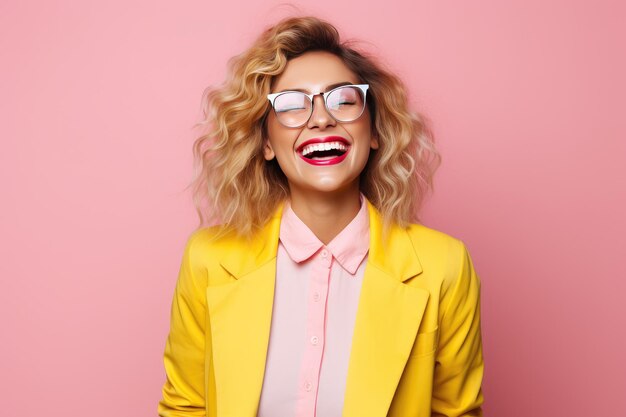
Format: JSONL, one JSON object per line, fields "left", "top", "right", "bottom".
{"left": 321, "top": 249, "right": 328, "bottom": 258}
{"left": 313, "top": 292, "right": 320, "bottom": 301}
{"left": 305, "top": 381, "right": 312, "bottom": 391}
{"left": 310, "top": 336, "right": 319, "bottom": 345}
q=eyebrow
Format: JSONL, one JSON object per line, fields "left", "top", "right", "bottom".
{"left": 274, "top": 81, "right": 355, "bottom": 94}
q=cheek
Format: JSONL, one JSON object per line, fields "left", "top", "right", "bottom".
{"left": 266, "top": 112, "right": 280, "bottom": 133}
{"left": 352, "top": 122, "right": 375, "bottom": 151}
{"left": 265, "top": 118, "right": 278, "bottom": 145}
{"left": 266, "top": 122, "right": 299, "bottom": 156}
{"left": 355, "top": 111, "right": 375, "bottom": 144}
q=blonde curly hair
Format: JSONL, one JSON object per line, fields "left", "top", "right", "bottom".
{"left": 190, "top": 15, "right": 441, "bottom": 236}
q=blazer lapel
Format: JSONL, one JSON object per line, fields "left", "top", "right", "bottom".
{"left": 342, "top": 202, "right": 430, "bottom": 417}
{"left": 205, "top": 206, "right": 283, "bottom": 417}
{"left": 204, "top": 200, "right": 429, "bottom": 417}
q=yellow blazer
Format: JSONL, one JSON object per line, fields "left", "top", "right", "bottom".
{"left": 159, "top": 200, "right": 484, "bottom": 417}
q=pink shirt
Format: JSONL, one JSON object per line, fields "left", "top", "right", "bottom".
{"left": 256, "top": 196, "right": 370, "bottom": 417}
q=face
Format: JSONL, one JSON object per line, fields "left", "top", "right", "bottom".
{"left": 263, "top": 50, "right": 378, "bottom": 197}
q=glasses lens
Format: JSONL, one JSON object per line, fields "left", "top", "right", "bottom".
{"left": 273, "top": 92, "right": 311, "bottom": 127}
{"left": 326, "top": 86, "right": 366, "bottom": 122}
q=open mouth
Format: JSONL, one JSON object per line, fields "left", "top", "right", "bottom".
{"left": 296, "top": 137, "right": 351, "bottom": 165}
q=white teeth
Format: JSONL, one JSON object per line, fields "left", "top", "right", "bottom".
{"left": 301, "top": 141, "right": 348, "bottom": 157}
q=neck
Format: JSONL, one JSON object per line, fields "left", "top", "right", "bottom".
{"left": 288, "top": 186, "right": 362, "bottom": 245}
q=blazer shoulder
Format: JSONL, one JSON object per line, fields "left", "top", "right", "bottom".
{"left": 404, "top": 223, "right": 473, "bottom": 290}
{"left": 182, "top": 225, "right": 242, "bottom": 266}
{"left": 406, "top": 222, "right": 467, "bottom": 255}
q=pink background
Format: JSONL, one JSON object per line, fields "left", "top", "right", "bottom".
{"left": 2, "top": 0, "right": 625, "bottom": 416}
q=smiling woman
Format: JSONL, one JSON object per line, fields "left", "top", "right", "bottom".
{"left": 158, "top": 15, "right": 484, "bottom": 417}
{"left": 262, "top": 51, "right": 379, "bottom": 227}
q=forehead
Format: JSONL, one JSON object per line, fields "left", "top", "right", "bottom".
{"left": 272, "top": 50, "right": 359, "bottom": 92}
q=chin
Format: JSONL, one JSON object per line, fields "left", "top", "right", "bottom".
{"left": 305, "top": 180, "right": 358, "bottom": 195}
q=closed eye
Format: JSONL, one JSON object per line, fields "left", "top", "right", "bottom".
{"left": 276, "top": 106, "right": 307, "bottom": 113}
{"left": 330, "top": 100, "right": 356, "bottom": 109}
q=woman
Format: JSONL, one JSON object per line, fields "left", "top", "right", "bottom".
{"left": 158, "top": 15, "right": 484, "bottom": 417}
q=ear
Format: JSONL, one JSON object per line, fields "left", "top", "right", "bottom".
{"left": 263, "top": 139, "right": 276, "bottom": 160}
{"left": 370, "top": 132, "right": 379, "bottom": 150}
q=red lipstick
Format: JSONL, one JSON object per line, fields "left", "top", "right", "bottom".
{"left": 296, "top": 136, "right": 351, "bottom": 166}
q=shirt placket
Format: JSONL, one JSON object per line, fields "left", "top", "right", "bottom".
{"left": 295, "top": 246, "right": 333, "bottom": 417}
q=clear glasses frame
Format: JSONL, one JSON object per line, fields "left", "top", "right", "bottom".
{"left": 266, "top": 84, "right": 370, "bottom": 128}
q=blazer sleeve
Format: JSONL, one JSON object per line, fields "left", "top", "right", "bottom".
{"left": 158, "top": 233, "right": 208, "bottom": 417}
{"left": 431, "top": 240, "right": 485, "bottom": 417}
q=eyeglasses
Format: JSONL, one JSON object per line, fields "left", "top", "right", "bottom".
{"left": 267, "top": 84, "right": 369, "bottom": 128}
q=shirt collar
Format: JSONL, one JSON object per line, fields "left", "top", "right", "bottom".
{"left": 279, "top": 194, "right": 370, "bottom": 275}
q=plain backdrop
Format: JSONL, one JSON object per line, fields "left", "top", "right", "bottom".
{"left": 2, "top": 0, "right": 625, "bottom": 416}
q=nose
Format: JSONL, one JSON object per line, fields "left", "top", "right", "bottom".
{"left": 307, "top": 94, "right": 336, "bottom": 130}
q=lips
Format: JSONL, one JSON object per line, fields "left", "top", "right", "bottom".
{"left": 296, "top": 136, "right": 351, "bottom": 166}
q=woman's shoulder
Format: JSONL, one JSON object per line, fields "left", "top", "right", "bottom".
{"left": 175, "top": 225, "right": 252, "bottom": 286}
{"left": 405, "top": 222, "right": 467, "bottom": 252}
{"left": 183, "top": 224, "right": 243, "bottom": 254}
{"left": 402, "top": 222, "right": 473, "bottom": 275}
